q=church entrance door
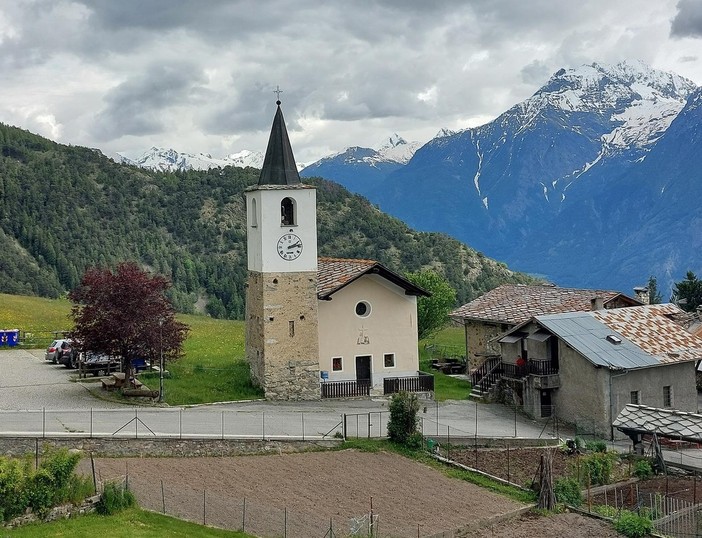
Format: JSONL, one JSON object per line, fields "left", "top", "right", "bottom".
{"left": 355, "top": 355, "right": 372, "bottom": 385}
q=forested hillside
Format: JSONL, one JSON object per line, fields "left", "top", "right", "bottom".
{"left": 0, "top": 123, "right": 536, "bottom": 318}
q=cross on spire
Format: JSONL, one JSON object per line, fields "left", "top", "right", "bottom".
{"left": 273, "top": 85, "right": 283, "bottom": 105}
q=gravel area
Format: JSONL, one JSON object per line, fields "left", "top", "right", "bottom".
{"left": 0, "top": 349, "right": 123, "bottom": 410}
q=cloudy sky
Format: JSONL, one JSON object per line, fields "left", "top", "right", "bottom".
{"left": 1, "top": 0, "right": 702, "bottom": 164}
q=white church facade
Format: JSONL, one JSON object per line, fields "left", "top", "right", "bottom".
{"left": 245, "top": 101, "right": 429, "bottom": 400}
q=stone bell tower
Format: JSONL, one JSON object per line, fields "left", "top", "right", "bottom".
{"left": 244, "top": 99, "right": 320, "bottom": 400}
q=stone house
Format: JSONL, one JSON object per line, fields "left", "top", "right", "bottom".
{"left": 494, "top": 303, "right": 702, "bottom": 439}
{"left": 245, "top": 101, "right": 429, "bottom": 400}
{"left": 450, "top": 283, "right": 643, "bottom": 369}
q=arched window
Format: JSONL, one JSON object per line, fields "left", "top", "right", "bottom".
{"left": 250, "top": 198, "right": 258, "bottom": 227}
{"left": 281, "top": 197, "right": 295, "bottom": 225}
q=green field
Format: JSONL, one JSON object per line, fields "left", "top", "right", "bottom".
{"left": 0, "top": 293, "right": 469, "bottom": 403}
{"left": 1, "top": 507, "right": 253, "bottom": 537}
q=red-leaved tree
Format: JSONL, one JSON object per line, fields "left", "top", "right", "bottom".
{"left": 69, "top": 262, "right": 189, "bottom": 386}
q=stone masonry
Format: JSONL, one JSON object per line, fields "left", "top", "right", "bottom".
{"left": 246, "top": 270, "right": 320, "bottom": 400}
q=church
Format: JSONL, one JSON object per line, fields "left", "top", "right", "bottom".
{"left": 245, "top": 100, "right": 430, "bottom": 400}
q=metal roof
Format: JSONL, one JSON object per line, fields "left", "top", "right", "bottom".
{"left": 258, "top": 103, "right": 301, "bottom": 186}
{"left": 536, "top": 311, "right": 660, "bottom": 369}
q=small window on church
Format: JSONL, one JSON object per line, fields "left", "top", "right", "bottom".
{"left": 384, "top": 353, "right": 395, "bottom": 368}
{"left": 281, "top": 197, "right": 295, "bottom": 226}
{"left": 250, "top": 198, "right": 257, "bottom": 227}
{"left": 332, "top": 357, "right": 343, "bottom": 371}
{"left": 355, "top": 301, "right": 371, "bottom": 318}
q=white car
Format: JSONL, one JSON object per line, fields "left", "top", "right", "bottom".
{"left": 44, "top": 339, "right": 72, "bottom": 364}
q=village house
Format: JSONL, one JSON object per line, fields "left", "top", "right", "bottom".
{"left": 244, "top": 101, "right": 429, "bottom": 400}
{"left": 451, "top": 283, "right": 644, "bottom": 369}
{"left": 488, "top": 303, "right": 702, "bottom": 439}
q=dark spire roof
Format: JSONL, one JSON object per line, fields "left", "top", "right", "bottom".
{"left": 258, "top": 101, "right": 301, "bottom": 186}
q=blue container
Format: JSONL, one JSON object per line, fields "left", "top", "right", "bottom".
{"left": 0, "top": 330, "right": 6, "bottom": 346}
{"left": 7, "top": 329, "right": 19, "bottom": 347}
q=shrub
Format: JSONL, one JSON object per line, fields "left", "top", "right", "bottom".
{"left": 96, "top": 481, "right": 136, "bottom": 515}
{"left": 0, "top": 457, "right": 30, "bottom": 521}
{"left": 615, "top": 510, "right": 653, "bottom": 538}
{"left": 39, "top": 448, "right": 81, "bottom": 504}
{"left": 387, "top": 392, "right": 420, "bottom": 445}
{"left": 585, "top": 440, "right": 607, "bottom": 453}
{"left": 582, "top": 451, "right": 617, "bottom": 486}
{"left": 633, "top": 459, "right": 653, "bottom": 479}
{"left": 593, "top": 504, "right": 618, "bottom": 518}
{"left": 554, "top": 477, "right": 582, "bottom": 507}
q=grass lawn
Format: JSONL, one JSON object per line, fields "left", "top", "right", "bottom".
{"left": 2, "top": 507, "right": 254, "bottom": 537}
{"left": 419, "top": 325, "right": 471, "bottom": 401}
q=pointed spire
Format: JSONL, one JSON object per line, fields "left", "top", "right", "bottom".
{"left": 258, "top": 100, "right": 301, "bottom": 186}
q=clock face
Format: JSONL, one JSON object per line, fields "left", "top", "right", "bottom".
{"left": 277, "top": 233, "right": 303, "bottom": 260}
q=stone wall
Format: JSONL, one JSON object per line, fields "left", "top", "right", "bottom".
{"left": 464, "top": 320, "right": 509, "bottom": 368}
{"left": 0, "top": 437, "right": 341, "bottom": 458}
{"left": 246, "top": 270, "right": 321, "bottom": 401}
{"left": 3, "top": 496, "right": 100, "bottom": 529}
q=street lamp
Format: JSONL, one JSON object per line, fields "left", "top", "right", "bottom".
{"left": 159, "top": 318, "right": 164, "bottom": 403}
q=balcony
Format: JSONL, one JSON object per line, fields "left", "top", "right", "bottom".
{"left": 502, "top": 358, "right": 559, "bottom": 382}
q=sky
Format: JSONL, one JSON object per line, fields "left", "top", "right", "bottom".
{"left": 2, "top": 1, "right": 702, "bottom": 165}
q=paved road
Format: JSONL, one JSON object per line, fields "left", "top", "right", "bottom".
{"left": 0, "top": 349, "right": 567, "bottom": 441}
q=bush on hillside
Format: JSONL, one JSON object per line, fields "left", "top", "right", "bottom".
{"left": 387, "top": 392, "right": 420, "bottom": 445}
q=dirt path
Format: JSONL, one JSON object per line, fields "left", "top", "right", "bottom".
{"left": 80, "top": 450, "right": 525, "bottom": 537}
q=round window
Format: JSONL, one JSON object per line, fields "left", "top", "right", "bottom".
{"left": 355, "top": 301, "right": 371, "bottom": 317}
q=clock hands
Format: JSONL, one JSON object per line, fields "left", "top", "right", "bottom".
{"left": 287, "top": 241, "right": 302, "bottom": 250}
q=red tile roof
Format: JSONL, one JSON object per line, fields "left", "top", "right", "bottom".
{"left": 316, "top": 257, "right": 429, "bottom": 299}
{"left": 593, "top": 304, "right": 702, "bottom": 364}
{"left": 451, "top": 284, "right": 638, "bottom": 325}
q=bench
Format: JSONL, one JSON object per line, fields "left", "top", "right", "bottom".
{"left": 101, "top": 372, "right": 143, "bottom": 391}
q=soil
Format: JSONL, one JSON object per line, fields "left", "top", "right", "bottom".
{"left": 77, "top": 447, "right": 667, "bottom": 536}
{"left": 79, "top": 450, "right": 527, "bottom": 538}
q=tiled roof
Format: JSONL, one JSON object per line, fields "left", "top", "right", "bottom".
{"left": 614, "top": 404, "right": 702, "bottom": 441}
{"left": 317, "top": 257, "right": 377, "bottom": 297}
{"left": 451, "top": 284, "right": 635, "bottom": 325}
{"left": 316, "top": 257, "right": 430, "bottom": 299}
{"left": 592, "top": 304, "right": 702, "bottom": 364}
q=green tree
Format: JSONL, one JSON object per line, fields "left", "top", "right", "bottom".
{"left": 647, "top": 276, "right": 662, "bottom": 305}
{"left": 671, "top": 271, "right": 702, "bottom": 312}
{"left": 405, "top": 270, "right": 457, "bottom": 340}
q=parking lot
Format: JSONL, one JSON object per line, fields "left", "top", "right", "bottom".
{"left": 0, "top": 348, "right": 123, "bottom": 411}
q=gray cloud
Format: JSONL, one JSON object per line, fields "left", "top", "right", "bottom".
{"left": 671, "top": 0, "right": 702, "bottom": 38}
{"left": 90, "top": 62, "right": 208, "bottom": 141}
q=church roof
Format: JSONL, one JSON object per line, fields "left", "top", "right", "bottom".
{"left": 317, "top": 257, "right": 429, "bottom": 299}
{"left": 258, "top": 102, "right": 301, "bottom": 186}
{"left": 451, "top": 284, "right": 640, "bottom": 325}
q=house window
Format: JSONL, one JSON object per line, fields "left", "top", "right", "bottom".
{"left": 355, "top": 301, "right": 371, "bottom": 318}
{"left": 630, "top": 391, "right": 639, "bottom": 405}
{"left": 281, "top": 197, "right": 295, "bottom": 225}
{"left": 332, "top": 357, "right": 343, "bottom": 371}
{"left": 663, "top": 386, "right": 672, "bottom": 407}
{"left": 289, "top": 320, "right": 295, "bottom": 337}
{"left": 384, "top": 353, "right": 395, "bottom": 368}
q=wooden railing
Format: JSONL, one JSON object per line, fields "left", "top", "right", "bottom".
{"left": 502, "top": 359, "right": 558, "bottom": 379}
{"left": 383, "top": 373, "right": 435, "bottom": 395}
{"left": 470, "top": 356, "right": 502, "bottom": 392}
{"left": 321, "top": 380, "right": 370, "bottom": 399}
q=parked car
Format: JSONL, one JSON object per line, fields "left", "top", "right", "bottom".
{"left": 45, "top": 339, "right": 72, "bottom": 364}
{"left": 57, "top": 341, "right": 80, "bottom": 369}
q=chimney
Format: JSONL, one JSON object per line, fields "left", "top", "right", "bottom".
{"left": 591, "top": 297, "right": 604, "bottom": 311}
{"left": 633, "top": 286, "right": 649, "bottom": 305}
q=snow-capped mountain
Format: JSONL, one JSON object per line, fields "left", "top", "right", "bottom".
{"left": 308, "top": 60, "right": 701, "bottom": 291}
{"left": 300, "top": 133, "right": 421, "bottom": 196}
{"left": 117, "top": 147, "right": 265, "bottom": 172}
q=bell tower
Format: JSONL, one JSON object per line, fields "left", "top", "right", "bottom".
{"left": 245, "top": 99, "right": 320, "bottom": 400}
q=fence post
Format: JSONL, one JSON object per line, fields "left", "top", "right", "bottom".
{"left": 90, "top": 408, "right": 93, "bottom": 438}
{"left": 302, "top": 412, "right": 305, "bottom": 441}
{"left": 343, "top": 414, "right": 347, "bottom": 440}
{"left": 221, "top": 411, "right": 225, "bottom": 440}
{"left": 284, "top": 506, "right": 287, "bottom": 538}
{"left": 179, "top": 408, "right": 182, "bottom": 440}
{"left": 242, "top": 497, "right": 246, "bottom": 532}
{"left": 161, "top": 479, "right": 165, "bottom": 513}
{"left": 135, "top": 408, "right": 138, "bottom": 439}
{"left": 262, "top": 411, "right": 266, "bottom": 441}
{"left": 203, "top": 489, "right": 206, "bottom": 525}
{"left": 368, "top": 413, "right": 371, "bottom": 439}
{"left": 42, "top": 407, "right": 46, "bottom": 438}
